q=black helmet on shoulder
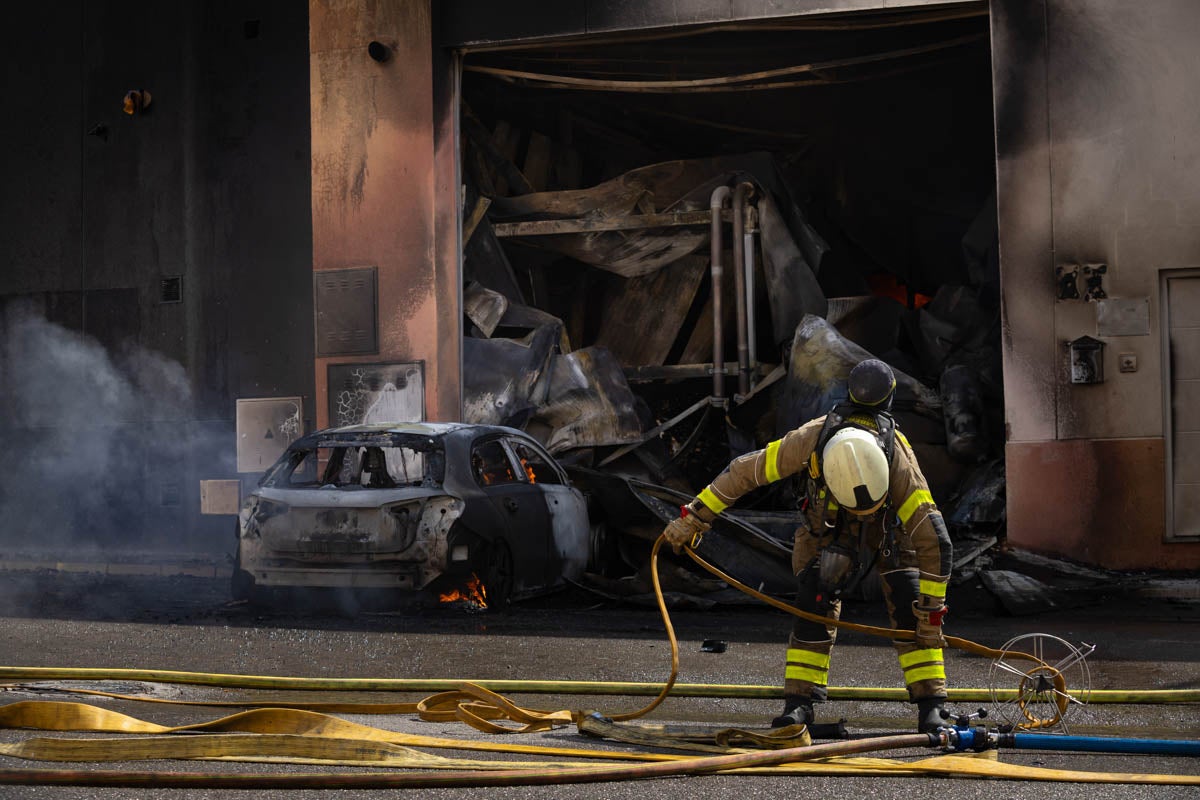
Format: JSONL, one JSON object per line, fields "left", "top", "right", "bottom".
{"left": 848, "top": 359, "right": 896, "bottom": 411}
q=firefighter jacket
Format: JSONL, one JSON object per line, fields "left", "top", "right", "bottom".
{"left": 691, "top": 414, "right": 953, "bottom": 601}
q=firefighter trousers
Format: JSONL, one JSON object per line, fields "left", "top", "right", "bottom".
{"left": 782, "top": 561, "right": 947, "bottom": 703}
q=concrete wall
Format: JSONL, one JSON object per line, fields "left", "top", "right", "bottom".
{"left": 310, "top": 0, "right": 460, "bottom": 426}
{"left": 993, "top": 0, "right": 1200, "bottom": 568}
{"left": 0, "top": 1, "right": 313, "bottom": 557}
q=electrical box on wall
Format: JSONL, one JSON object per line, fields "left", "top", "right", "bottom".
{"left": 200, "top": 480, "right": 241, "bottom": 515}
{"left": 1066, "top": 336, "right": 1105, "bottom": 384}
{"left": 236, "top": 397, "right": 305, "bottom": 473}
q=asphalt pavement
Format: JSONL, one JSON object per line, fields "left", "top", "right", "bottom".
{"left": 0, "top": 569, "right": 1197, "bottom": 799}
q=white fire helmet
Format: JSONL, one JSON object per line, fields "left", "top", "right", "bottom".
{"left": 821, "top": 427, "right": 889, "bottom": 515}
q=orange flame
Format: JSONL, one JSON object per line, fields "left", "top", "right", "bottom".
{"left": 439, "top": 573, "right": 488, "bottom": 608}
{"left": 867, "top": 272, "right": 932, "bottom": 309}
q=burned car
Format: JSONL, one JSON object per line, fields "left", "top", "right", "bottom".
{"left": 232, "top": 422, "right": 591, "bottom": 608}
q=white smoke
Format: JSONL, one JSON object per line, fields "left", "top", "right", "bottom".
{"left": 0, "top": 302, "right": 196, "bottom": 556}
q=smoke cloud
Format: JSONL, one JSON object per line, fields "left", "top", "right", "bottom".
{"left": 0, "top": 301, "right": 217, "bottom": 559}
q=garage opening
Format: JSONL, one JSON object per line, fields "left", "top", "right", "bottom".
{"left": 456, "top": 5, "right": 1003, "bottom": 580}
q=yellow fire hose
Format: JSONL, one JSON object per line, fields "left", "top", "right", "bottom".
{"left": 0, "top": 535, "right": 1197, "bottom": 786}
{"left": 0, "top": 699, "right": 1196, "bottom": 786}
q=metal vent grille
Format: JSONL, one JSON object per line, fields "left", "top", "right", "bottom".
{"left": 160, "top": 276, "right": 183, "bottom": 304}
{"left": 314, "top": 267, "right": 378, "bottom": 357}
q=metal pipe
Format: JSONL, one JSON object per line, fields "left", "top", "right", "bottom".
{"left": 709, "top": 185, "right": 731, "bottom": 406}
{"left": 731, "top": 182, "right": 754, "bottom": 397}
{"left": 744, "top": 206, "right": 759, "bottom": 390}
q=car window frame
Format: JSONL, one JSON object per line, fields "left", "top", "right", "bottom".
{"left": 503, "top": 436, "right": 567, "bottom": 486}
{"left": 469, "top": 435, "right": 525, "bottom": 488}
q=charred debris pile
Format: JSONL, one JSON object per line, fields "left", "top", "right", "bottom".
{"left": 457, "top": 143, "right": 1033, "bottom": 604}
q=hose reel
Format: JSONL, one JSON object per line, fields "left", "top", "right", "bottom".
{"left": 986, "top": 633, "right": 1094, "bottom": 732}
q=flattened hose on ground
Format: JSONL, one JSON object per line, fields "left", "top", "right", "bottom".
{"left": 0, "top": 701, "right": 671, "bottom": 762}
{"left": 2, "top": 742, "right": 1199, "bottom": 788}
{"left": 1, "top": 701, "right": 1198, "bottom": 785}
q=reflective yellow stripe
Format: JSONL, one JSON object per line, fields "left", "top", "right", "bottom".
{"left": 897, "top": 489, "right": 934, "bottom": 524}
{"left": 785, "top": 665, "right": 829, "bottom": 684}
{"left": 764, "top": 440, "right": 782, "bottom": 483}
{"left": 697, "top": 487, "right": 727, "bottom": 514}
{"left": 903, "top": 664, "right": 946, "bottom": 684}
{"left": 787, "top": 649, "right": 831, "bottom": 669}
{"left": 919, "top": 579, "right": 947, "bottom": 598}
{"left": 898, "top": 649, "right": 944, "bottom": 669}
{"left": 895, "top": 431, "right": 910, "bottom": 449}
{"left": 902, "top": 647, "right": 945, "bottom": 666}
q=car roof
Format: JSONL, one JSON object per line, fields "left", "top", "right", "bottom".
{"left": 292, "top": 421, "right": 528, "bottom": 448}
{"left": 319, "top": 421, "right": 473, "bottom": 436}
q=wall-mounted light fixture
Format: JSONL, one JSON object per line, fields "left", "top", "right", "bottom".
{"left": 123, "top": 90, "right": 152, "bottom": 115}
{"left": 367, "top": 40, "right": 393, "bottom": 63}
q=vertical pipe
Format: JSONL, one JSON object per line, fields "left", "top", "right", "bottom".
{"left": 709, "top": 186, "right": 732, "bottom": 405}
{"left": 744, "top": 205, "right": 759, "bottom": 391}
{"left": 731, "top": 182, "right": 754, "bottom": 398}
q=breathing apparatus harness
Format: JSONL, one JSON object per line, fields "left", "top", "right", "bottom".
{"left": 801, "top": 402, "right": 898, "bottom": 606}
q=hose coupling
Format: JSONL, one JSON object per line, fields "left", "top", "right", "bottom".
{"left": 941, "top": 725, "right": 996, "bottom": 753}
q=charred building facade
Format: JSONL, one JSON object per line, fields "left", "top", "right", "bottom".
{"left": 2, "top": 0, "right": 1198, "bottom": 574}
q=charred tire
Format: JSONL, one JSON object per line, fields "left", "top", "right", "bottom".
{"left": 483, "top": 541, "right": 514, "bottom": 612}
{"left": 587, "top": 517, "right": 619, "bottom": 576}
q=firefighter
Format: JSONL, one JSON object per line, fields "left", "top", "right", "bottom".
{"left": 662, "top": 358, "right": 953, "bottom": 733}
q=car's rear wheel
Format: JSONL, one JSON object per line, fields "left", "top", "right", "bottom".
{"left": 483, "top": 541, "right": 514, "bottom": 612}
{"left": 587, "top": 517, "right": 621, "bottom": 576}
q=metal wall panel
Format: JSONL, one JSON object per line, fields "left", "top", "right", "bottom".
{"left": 0, "top": 7, "right": 83, "bottom": 294}
{"left": 1165, "top": 271, "right": 1200, "bottom": 540}
{"left": 0, "top": 2, "right": 313, "bottom": 558}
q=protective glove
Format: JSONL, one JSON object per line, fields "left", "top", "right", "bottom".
{"left": 662, "top": 502, "right": 712, "bottom": 554}
{"left": 911, "top": 595, "right": 948, "bottom": 649}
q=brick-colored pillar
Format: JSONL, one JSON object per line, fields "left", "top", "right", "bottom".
{"left": 310, "top": 0, "right": 460, "bottom": 427}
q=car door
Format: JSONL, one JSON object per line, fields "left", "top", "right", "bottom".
{"left": 506, "top": 436, "right": 589, "bottom": 584}
{"left": 469, "top": 436, "right": 552, "bottom": 593}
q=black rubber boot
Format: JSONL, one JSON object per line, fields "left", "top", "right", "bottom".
{"left": 916, "top": 697, "right": 947, "bottom": 733}
{"left": 771, "top": 695, "right": 815, "bottom": 728}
